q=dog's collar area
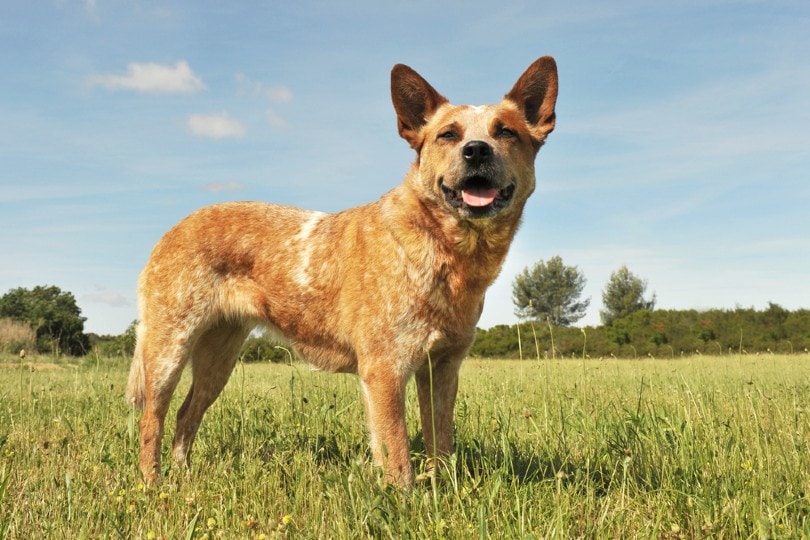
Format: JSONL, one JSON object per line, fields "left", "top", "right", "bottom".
{"left": 440, "top": 177, "right": 515, "bottom": 218}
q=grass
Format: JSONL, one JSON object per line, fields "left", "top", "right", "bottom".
{"left": 1, "top": 353, "right": 809, "bottom": 538}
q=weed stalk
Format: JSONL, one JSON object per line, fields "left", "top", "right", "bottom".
{"left": 426, "top": 352, "right": 440, "bottom": 517}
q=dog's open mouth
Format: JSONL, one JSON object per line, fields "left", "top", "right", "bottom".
{"left": 441, "top": 176, "right": 515, "bottom": 217}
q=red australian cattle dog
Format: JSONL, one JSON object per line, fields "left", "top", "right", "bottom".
{"left": 127, "top": 56, "right": 558, "bottom": 487}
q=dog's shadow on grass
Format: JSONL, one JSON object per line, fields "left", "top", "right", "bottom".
{"left": 272, "top": 432, "right": 585, "bottom": 486}
{"left": 410, "top": 434, "right": 577, "bottom": 487}
{"left": 416, "top": 435, "right": 659, "bottom": 496}
{"left": 242, "top": 429, "right": 612, "bottom": 492}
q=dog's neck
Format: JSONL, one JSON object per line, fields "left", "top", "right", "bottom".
{"left": 381, "top": 179, "right": 524, "bottom": 294}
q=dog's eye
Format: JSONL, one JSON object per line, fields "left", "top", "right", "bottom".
{"left": 437, "top": 130, "right": 458, "bottom": 141}
{"left": 496, "top": 126, "right": 517, "bottom": 139}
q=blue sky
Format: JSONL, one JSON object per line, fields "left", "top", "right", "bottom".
{"left": 1, "top": 1, "right": 808, "bottom": 336}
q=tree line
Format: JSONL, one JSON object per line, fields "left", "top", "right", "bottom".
{"left": 2, "top": 271, "right": 808, "bottom": 360}
{"left": 471, "top": 304, "right": 810, "bottom": 359}
{"left": 0, "top": 285, "right": 136, "bottom": 357}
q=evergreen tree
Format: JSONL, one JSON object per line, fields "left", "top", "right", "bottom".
{"left": 512, "top": 256, "right": 590, "bottom": 326}
{"left": 600, "top": 266, "right": 656, "bottom": 326}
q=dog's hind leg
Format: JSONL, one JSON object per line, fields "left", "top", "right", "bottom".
{"left": 171, "top": 321, "right": 252, "bottom": 469}
{"left": 138, "top": 332, "right": 190, "bottom": 483}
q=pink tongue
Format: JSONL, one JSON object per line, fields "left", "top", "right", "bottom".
{"left": 461, "top": 188, "right": 498, "bottom": 207}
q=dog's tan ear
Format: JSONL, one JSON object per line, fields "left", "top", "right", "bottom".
{"left": 391, "top": 64, "right": 448, "bottom": 150}
{"left": 505, "top": 56, "right": 558, "bottom": 142}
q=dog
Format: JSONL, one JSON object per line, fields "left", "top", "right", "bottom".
{"left": 127, "top": 56, "right": 558, "bottom": 487}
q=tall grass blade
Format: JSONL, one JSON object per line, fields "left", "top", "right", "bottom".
{"left": 184, "top": 511, "right": 200, "bottom": 540}
{"left": 0, "top": 466, "right": 11, "bottom": 540}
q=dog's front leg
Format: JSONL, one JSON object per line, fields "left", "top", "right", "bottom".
{"left": 359, "top": 368, "right": 413, "bottom": 487}
{"left": 415, "top": 355, "right": 463, "bottom": 473}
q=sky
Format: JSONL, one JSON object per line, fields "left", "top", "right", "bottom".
{"left": 1, "top": 1, "right": 808, "bottom": 336}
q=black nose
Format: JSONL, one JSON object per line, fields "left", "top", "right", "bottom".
{"left": 462, "top": 140, "right": 492, "bottom": 166}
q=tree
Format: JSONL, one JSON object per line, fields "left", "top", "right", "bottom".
{"left": 512, "top": 256, "right": 590, "bottom": 326}
{"left": 0, "top": 285, "right": 90, "bottom": 355}
{"left": 600, "top": 266, "right": 656, "bottom": 326}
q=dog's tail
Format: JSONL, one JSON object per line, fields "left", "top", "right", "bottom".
{"left": 126, "top": 323, "right": 146, "bottom": 410}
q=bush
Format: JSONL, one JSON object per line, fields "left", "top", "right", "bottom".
{"left": 240, "top": 334, "right": 293, "bottom": 363}
{"left": 0, "top": 317, "right": 36, "bottom": 355}
{"left": 89, "top": 320, "right": 139, "bottom": 358}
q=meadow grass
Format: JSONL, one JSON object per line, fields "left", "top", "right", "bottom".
{"left": 1, "top": 353, "right": 809, "bottom": 538}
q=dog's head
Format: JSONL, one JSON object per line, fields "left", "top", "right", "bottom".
{"left": 391, "top": 57, "right": 558, "bottom": 221}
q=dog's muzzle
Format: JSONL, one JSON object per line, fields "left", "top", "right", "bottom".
{"left": 438, "top": 140, "right": 516, "bottom": 219}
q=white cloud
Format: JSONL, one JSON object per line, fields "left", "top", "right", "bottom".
{"left": 203, "top": 181, "right": 246, "bottom": 193}
{"left": 263, "top": 85, "right": 293, "bottom": 104}
{"left": 234, "top": 73, "right": 292, "bottom": 128}
{"left": 566, "top": 67, "right": 810, "bottom": 178}
{"left": 84, "top": 289, "right": 130, "bottom": 307}
{"left": 84, "top": 0, "right": 99, "bottom": 22}
{"left": 235, "top": 73, "right": 294, "bottom": 103}
{"left": 265, "top": 108, "right": 289, "bottom": 129}
{"left": 88, "top": 61, "right": 205, "bottom": 94}
{"left": 186, "top": 113, "right": 246, "bottom": 138}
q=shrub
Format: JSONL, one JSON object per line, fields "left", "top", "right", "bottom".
{"left": 240, "top": 334, "right": 293, "bottom": 363}
{"left": 0, "top": 317, "right": 36, "bottom": 355}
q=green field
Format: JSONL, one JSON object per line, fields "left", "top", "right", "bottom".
{"left": 1, "top": 354, "right": 809, "bottom": 538}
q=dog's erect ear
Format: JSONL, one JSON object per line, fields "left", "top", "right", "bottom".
{"left": 505, "top": 56, "right": 558, "bottom": 142}
{"left": 391, "top": 64, "right": 448, "bottom": 150}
